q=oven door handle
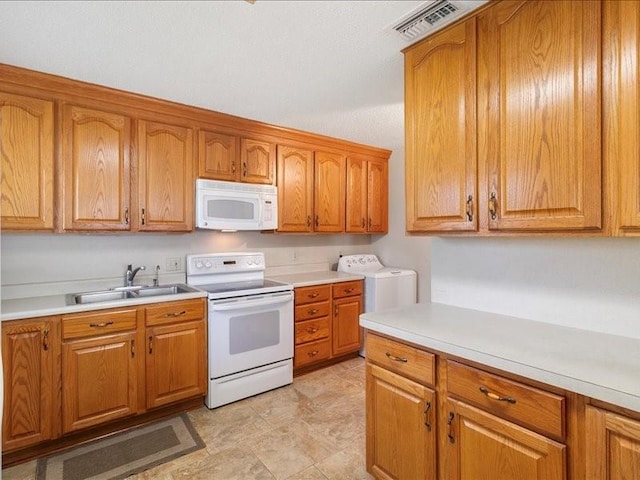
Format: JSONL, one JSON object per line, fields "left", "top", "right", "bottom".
{"left": 210, "top": 292, "right": 293, "bottom": 311}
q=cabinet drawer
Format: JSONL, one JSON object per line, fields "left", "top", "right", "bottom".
{"left": 446, "top": 361, "right": 565, "bottom": 440}
{"left": 294, "top": 339, "right": 331, "bottom": 367}
{"left": 62, "top": 308, "right": 138, "bottom": 340}
{"left": 295, "top": 301, "right": 330, "bottom": 321}
{"left": 295, "top": 285, "right": 331, "bottom": 305}
{"left": 366, "top": 332, "right": 435, "bottom": 387}
{"left": 295, "top": 317, "right": 330, "bottom": 345}
{"left": 145, "top": 299, "right": 204, "bottom": 326}
{"left": 332, "top": 280, "right": 362, "bottom": 298}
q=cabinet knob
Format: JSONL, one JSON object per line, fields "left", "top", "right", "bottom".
{"left": 308, "top": 350, "right": 319, "bottom": 357}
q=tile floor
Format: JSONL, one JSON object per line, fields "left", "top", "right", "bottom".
{"left": 3, "top": 357, "right": 373, "bottom": 480}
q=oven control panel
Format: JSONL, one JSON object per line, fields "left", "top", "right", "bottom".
{"left": 187, "top": 252, "right": 265, "bottom": 275}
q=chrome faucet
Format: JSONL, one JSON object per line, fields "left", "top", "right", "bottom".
{"left": 125, "top": 264, "right": 146, "bottom": 287}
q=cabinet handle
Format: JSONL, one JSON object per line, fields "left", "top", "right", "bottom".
{"left": 424, "top": 401, "right": 432, "bottom": 431}
{"left": 307, "top": 215, "right": 312, "bottom": 228}
{"left": 141, "top": 208, "right": 146, "bottom": 225}
{"left": 164, "top": 310, "right": 187, "bottom": 318}
{"left": 308, "top": 308, "right": 319, "bottom": 315}
{"left": 334, "top": 305, "right": 338, "bottom": 317}
{"left": 125, "top": 207, "right": 129, "bottom": 225}
{"left": 308, "top": 292, "right": 320, "bottom": 299}
{"left": 148, "top": 335, "right": 153, "bottom": 354}
{"left": 447, "top": 412, "right": 455, "bottom": 443}
{"left": 466, "top": 195, "right": 473, "bottom": 222}
{"left": 42, "top": 329, "right": 49, "bottom": 351}
{"left": 306, "top": 326, "right": 319, "bottom": 334}
{"left": 232, "top": 161, "right": 236, "bottom": 174}
{"left": 385, "top": 352, "right": 408, "bottom": 363}
{"left": 368, "top": 218, "right": 372, "bottom": 228}
{"left": 344, "top": 288, "right": 354, "bottom": 294}
{"left": 89, "top": 321, "right": 114, "bottom": 328}
{"left": 131, "top": 339, "right": 135, "bottom": 358}
{"left": 361, "top": 218, "right": 365, "bottom": 228}
{"left": 315, "top": 215, "right": 319, "bottom": 228}
{"left": 479, "top": 386, "right": 516, "bottom": 404}
{"left": 488, "top": 192, "right": 497, "bottom": 220}
{"left": 308, "top": 350, "right": 319, "bottom": 357}
{"left": 243, "top": 162, "right": 247, "bottom": 177}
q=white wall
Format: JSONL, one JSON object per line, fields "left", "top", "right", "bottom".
{"left": 431, "top": 237, "right": 640, "bottom": 339}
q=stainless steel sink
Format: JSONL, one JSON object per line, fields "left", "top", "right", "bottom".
{"left": 66, "top": 284, "right": 199, "bottom": 305}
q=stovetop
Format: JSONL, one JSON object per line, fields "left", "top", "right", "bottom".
{"left": 195, "top": 278, "right": 292, "bottom": 300}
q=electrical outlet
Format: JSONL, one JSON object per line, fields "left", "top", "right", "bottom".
{"left": 166, "top": 257, "right": 181, "bottom": 272}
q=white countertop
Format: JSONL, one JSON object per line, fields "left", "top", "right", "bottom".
{"left": 267, "top": 271, "right": 364, "bottom": 288}
{"left": 1, "top": 288, "right": 208, "bottom": 321}
{"left": 360, "top": 302, "right": 640, "bottom": 413}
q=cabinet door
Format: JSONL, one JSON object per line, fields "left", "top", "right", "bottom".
{"left": 0, "top": 92, "right": 54, "bottom": 230}
{"left": 586, "top": 406, "right": 640, "bottom": 479}
{"left": 314, "top": 151, "right": 346, "bottom": 232}
{"left": 405, "top": 20, "right": 477, "bottom": 232}
{"left": 478, "top": 0, "right": 601, "bottom": 232}
{"left": 346, "top": 156, "right": 367, "bottom": 233}
{"left": 367, "top": 159, "right": 388, "bottom": 233}
{"left": 62, "top": 105, "right": 131, "bottom": 231}
{"left": 240, "top": 137, "right": 275, "bottom": 184}
{"left": 332, "top": 295, "right": 361, "bottom": 356}
{"left": 366, "top": 363, "right": 436, "bottom": 480}
{"left": 62, "top": 331, "right": 138, "bottom": 433}
{"left": 445, "top": 398, "right": 565, "bottom": 480}
{"left": 2, "top": 318, "right": 58, "bottom": 451}
{"left": 146, "top": 319, "right": 206, "bottom": 409}
{"left": 605, "top": 0, "right": 640, "bottom": 235}
{"left": 277, "top": 145, "right": 314, "bottom": 232}
{"left": 137, "top": 120, "right": 194, "bottom": 232}
{"left": 198, "top": 129, "right": 239, "bottom": 181}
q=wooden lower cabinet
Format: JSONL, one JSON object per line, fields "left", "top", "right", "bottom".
{"left": 366, "top": 363, "right": 436, "bottom": 480}
{"left": 445, "top": 398, "right": 565, "bottom": 480}
{"left": 332, "top": 295, "right": 361, "bottom": 356}
{"left": 586, "top": 406, "right": 640, "bottom": 479}
{"left": 2, "top": 317, "right": 59, "bottom": 451}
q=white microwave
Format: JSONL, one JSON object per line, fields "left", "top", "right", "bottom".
{"left": 196, "top": 179, "right": 278, "bottom": 231}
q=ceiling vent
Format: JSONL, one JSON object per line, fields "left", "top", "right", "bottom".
{"left": 389, "top": 0, "right": 489, "bottom": 43}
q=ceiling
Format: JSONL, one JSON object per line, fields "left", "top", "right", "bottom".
{"left": 0, "top": 0, "right": 429, "bottom": 151}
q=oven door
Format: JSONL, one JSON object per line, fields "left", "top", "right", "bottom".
{"left": 208, "top": 290, "right": 293, "bottom": 378}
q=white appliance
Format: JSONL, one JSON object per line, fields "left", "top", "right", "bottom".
{"left": 195, "top": 179, "right": 278, "bottom": 231}
{"left": 337, "top": 254, "right": 417, "bottom": 313}
{"left": 186, "top": 252, "right": 293, "bottom": 408}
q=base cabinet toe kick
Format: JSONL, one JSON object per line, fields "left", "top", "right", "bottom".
{"left": 364, "top": 331, "right": 640, "bottom": 480}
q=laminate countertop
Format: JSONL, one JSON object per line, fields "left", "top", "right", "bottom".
{"left": 267, "top": 271, "right": 364, "bottom": 288}
{"left": 360, "top": 302, "right": 640, "bottom": 413}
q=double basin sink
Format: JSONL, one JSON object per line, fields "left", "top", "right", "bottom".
{"left": 66, "top": 284, "right": 199, "bottom": 305}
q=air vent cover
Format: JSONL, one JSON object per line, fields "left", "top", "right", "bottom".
{"left": 389, "top": 0, "right": 488, "bottom": 43}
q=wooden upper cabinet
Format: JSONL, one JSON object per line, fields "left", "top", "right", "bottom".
{"left": 605, "top": 0, "right": 640, "bottom": 235}
{"left": 586, "top": 406, "right": 640, "bottom": 479}
{"left": 314, "top": 151, "right": 345, "bottom": 232}
{"left": 137, "top": 120, "right": 194, "bottom": 232}
{"left": 367, "top": 159, "right": 388, "bottom": 233}
{"left": 346, "top": 156, "right": 388, "bottom": 233}
{"left": 198, "top": 129, "right": 239, "bottom": 182}
{"left": 62, "top": 105, "right": 131, "bottom": 231}
{"left": 346, "top": 157, "right": 367, "bottom": 233}
{"left": 478, "top": 0, "right": 602, "bottom": 232}
{"left": 0, "top": 92, "right": 54, "bottom": 231}
{"left": 405, "top": 19, "right": 477, "bottom": 233}
{"left": 277, "top": 145, "right": 314, "bottom": 232}
{"left": 240, "top": 137, "right": 276, "bottom": 184}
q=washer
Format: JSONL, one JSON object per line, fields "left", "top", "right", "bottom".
{"left": 337, "top": 254, "right": 417, "bottom": 313}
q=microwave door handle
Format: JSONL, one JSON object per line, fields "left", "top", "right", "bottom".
{"left": 210, "top": 293, "right": 293, "bottom": 311}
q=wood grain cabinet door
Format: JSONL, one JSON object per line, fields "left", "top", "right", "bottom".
{"left": 146, "top": 319, "right": 206, "bottom": 409}
{"left": 277, "top": 145, "right": 314, "bottom": 232}
{"left": 405, "top": 20, "right": 477, "bottom": 233}
{"left": 586, "top": 406, "right": 640, "bottom": 479}
{"left": 478, "top": 0, "right": 601, "bottom": 232}
{"left": 314, "top": 151, "right": 346, "bottom": 232}
{"left": 198, "top": 129, "right": 239, "bottom": 182}
{"left": 2, "top": 318, "right": 59, "bottom": 451}
{"left": 444, "top": 398, "right": 565, "bottom": 480}
{"left": 367, "top": 159, "right": 388, "bottom": 233}
{"left": 137, "top": 120, "right": 194, "bottom": 232}
{"left": 62, "top": 105, "right": 131, "bottom": 231}
{"left": 366, "top": 363, "right": 436, "bottom": 480}
{"left": 346, "top": 156, "right": 367, "bottom": 233}
{"left": 605, "top": 0, "right": 640, "bottom": 235}
{"left": 240, "top": 137, "right": 276, "bottom": 184}
{"left": 332, "top": 296, "right": 361, "bottom": 356}
{"left": 0, "top": 92, "right": 54, "bottom": 231}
